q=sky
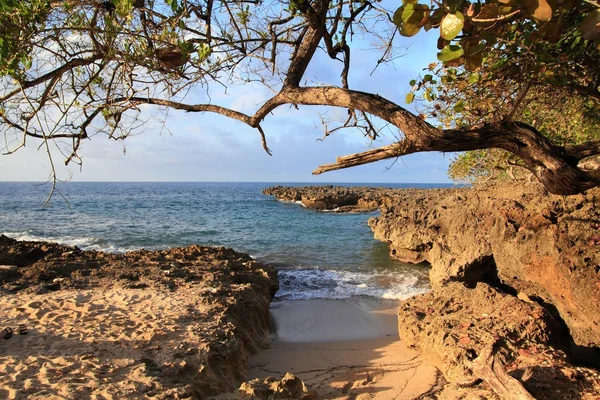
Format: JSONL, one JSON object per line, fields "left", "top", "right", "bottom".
{"left": 0, "top": 19, "right": 455, "bottom": 184}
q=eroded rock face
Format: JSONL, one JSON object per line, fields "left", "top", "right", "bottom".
{"left": 264, "top": 183, "right": 600, "bottom": 398}
{"left": 369, "top": 184, "right": 600, "bottom": 350}
{"left": 266, "top": 183, "right": 600, "bottom": 351}
{"left": 0, "top": 235, "right": 279, "bottom": 397}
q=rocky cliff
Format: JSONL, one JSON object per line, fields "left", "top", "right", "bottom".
{"left": 265, "top": 184, "right": 600, "bottom": 398}
{"left": 369, "top": 184, "right": 600, "bottom": 350}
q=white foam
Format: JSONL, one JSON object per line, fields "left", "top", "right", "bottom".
{"left": 1, "top": 231, "right": 134, "bottom": 253}
{"left": 276, "top": 199, "right": 307, "bottom": 208}
{"left": 319, "top": 207, "right": 341, "bottom": 212}
{"left": 2, "top": 232, "right": 430, "bottom": 301}
{"left": 276, "top": 267, "right": 430, "bottom": 301}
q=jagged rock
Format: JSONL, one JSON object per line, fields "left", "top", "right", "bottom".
{"left": 266, "top": 183, "right": 600, "bottom": 398}
{"left": 398, "top": 282, "right": 600, "bottom": 399}
{"left": 266, "top": 183, "right": 600, "bottom": 351}
{"left": 238, "top": 372, "right": 317, "bottom": 399}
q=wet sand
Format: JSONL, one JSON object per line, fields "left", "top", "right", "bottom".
{"left": 244, "top": 298, "right": 440, "bottom": 399}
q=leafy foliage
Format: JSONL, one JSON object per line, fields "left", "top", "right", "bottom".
{"left": 393, "top": 0, "right": 600, "bottom": 69}
{"left": 443, "top": 84, "right": 600, "bottom": 182}
{"left": 397, "top": 0, "right": 600, "bottom": 182}
{"left": 0, "top": 0, "right": 51, "bottom": 77}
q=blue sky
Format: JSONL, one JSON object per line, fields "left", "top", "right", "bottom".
{"left": 0, "top": 25, "right": 455, "bottom": 183}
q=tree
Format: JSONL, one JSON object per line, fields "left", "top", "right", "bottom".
{"left": 398, "top": 0, "right": 600, "bottom": 184}
{"left": 1, "top": 0, "right": 599, "bottom": 195}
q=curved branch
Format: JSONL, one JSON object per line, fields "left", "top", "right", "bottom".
{"left": 271, "top": 86, "right": 599, "bottom": 195}
{"left": 114, "top": 97, "right": 273, "bottom": 154}
{"left": 120, "top": 97, "right": 252, "bottom": 124}
{"left": 566, "top": 141, "right": 600, "bottom": 160}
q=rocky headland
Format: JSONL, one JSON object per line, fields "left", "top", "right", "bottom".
{"left": 0, "top": 235, "right": 278, "bottom": 399}
{"left": 265, "top": 184, "right": 600, "bottom": 399}
{"left": 263, "top": 185, "right": 388, "bottom": 212}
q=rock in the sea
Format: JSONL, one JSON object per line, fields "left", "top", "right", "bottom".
{"left": 263, "top": 185, "right": 385, "bottom": 212}
{"left": 238, "top": 372, "right": 317, "bottom": 399}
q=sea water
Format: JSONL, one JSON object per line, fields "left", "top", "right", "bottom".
{"left": 0, "top": 182, "right": 449, "bottom": 300}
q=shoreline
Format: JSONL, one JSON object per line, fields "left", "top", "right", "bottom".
{"left": 3, "top": 181, "right": 600, "bottom": 398}
{"left": 216, "top": 297, "right": 441, "bottom": 399}
{"left": 268, "top": 297, "right": 400, "bottom": 342}
{"left": 265, "top": 183, "right": 600, "bottom": 399}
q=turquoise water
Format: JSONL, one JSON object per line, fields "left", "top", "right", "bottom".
{"left": 0, "top": 182, "right": 447, "bottom": 300}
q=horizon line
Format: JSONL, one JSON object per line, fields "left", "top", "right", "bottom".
{"left": 0, "top": 180, "right": 458, "bottom": 185}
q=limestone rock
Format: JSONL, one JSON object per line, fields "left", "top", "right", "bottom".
{"left": 369, "top": 183, "right": 600, "bottom": 349}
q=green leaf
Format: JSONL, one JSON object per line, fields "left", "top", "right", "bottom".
{"left": 197, "top": 43, "right": 211, "bottom": 61}
{"left": 468, "top": 73, "right": 482, "bottom": 84}
{"left": 112, "top": 0, "right": 134, "bottom": 18}
{"left": 165, "top": 0, "right": 178, "bottom": 12}
{"left": 437, "top": 45, "right": 464, "bottom": 62}
{"left": 440, "top": 12, "right": 464, "bottom": 41}
{"left": 22, "top": 56, "right": 32, "bottom": 70}
{"left": 393, "top": 4, "right": 429, "bottom": 37}
{"left": 406, "top": 93, "right": 415, "bottom": 104}
{"left": 423, "top": 74, "right": 433, "bottom": 82}
{"left": 409, "top": 79, "right": 417, "bottom": 86}
{"left": 454, "top": 100, "right": 465, "bottom": 113}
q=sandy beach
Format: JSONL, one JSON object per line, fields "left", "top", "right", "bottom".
{"left": 0, "top": 237, "right": 278, "bottom": 399}
{"left": 0, "top": 287, "right": 206, "bottom": 399}
{"left": 240, "top": 298, "right": 441, "bottom": 399}
{"left": 0, "top": 289, "right": 438, "bottom": 400}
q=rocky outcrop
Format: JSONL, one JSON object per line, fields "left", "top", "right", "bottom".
{"left": 0, "top": 235, "right": 278, "bottom": 397}
{"left": 266, "top": 183, "right": 600, "bottom": 398}
{"left": 263, "top": 185, "right": 389, "bottom": 212}
{"left": 398, "top": 282, "right": 600, "bottom": 399}
{"left": 367, "top": 183, "right": 600, "bottom": 398}
{"left": 369, "top": 184, "right": 600, "bottom": 351}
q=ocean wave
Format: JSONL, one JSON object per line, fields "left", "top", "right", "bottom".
{"left": 275, "top": 267, "right": 430, "bottom": 301}
{"left": 276, "top": 199, "right": 307, "bottom": 208}
{"left": 1, "top": 231, "right": 135, "bottom": 253}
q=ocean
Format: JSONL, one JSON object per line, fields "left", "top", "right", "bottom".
{"left": 0, "top": 182, "right": 448, "bottom": 301}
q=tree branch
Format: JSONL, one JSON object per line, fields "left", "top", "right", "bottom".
{"left": 116, "top": 97, "right": 273, "bottom": 154}
{"left": 275, "top": 87, "right": 600, "bottom": 195}
{"left": 0, "top": 54, "right": 102, "bottom": 102}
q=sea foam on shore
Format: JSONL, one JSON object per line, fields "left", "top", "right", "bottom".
{"left": 276, "top": 268, "right": 429, "bottom": 300}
